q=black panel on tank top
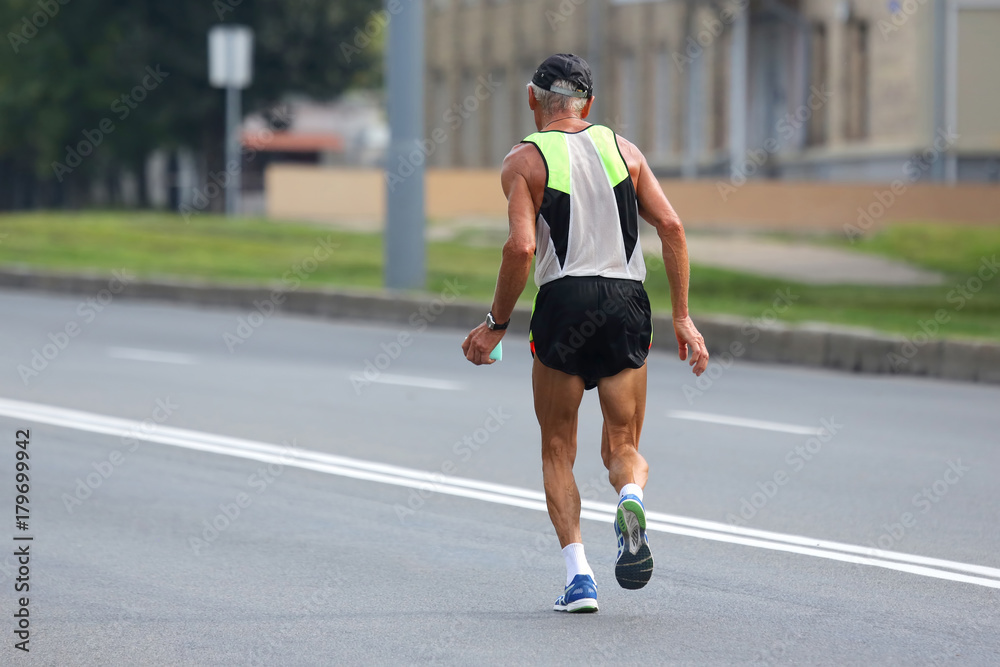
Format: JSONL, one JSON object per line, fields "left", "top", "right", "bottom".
{"left": 540, "top": 186, "right": 571, "bottom": 268}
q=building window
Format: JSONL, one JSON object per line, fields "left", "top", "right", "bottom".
{"left": 490, "top": 70, "right": 510, "bottom": 166}
{"left": 430, "top": 72, "right": 451, "bottom": 167}
{"left": 654, "top": 50, "right": 674, "bottom": 158}
{"left": 459, "top": 73, "right": 482, "bottom": 166}
{"left": 843, "top": 18, "right": 869, "bottom": 141}
{"left": 807, "top": 21, "right": 828, "bottom": 146}
{"left": 711, "top": 41, "right": 727, "bottom": 151}
{"left": 619, "top": 53, "right": 639, "bottom": 139}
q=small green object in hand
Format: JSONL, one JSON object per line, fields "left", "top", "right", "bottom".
{"left": 489, "top": 341, "right": 502, "bottom": 361}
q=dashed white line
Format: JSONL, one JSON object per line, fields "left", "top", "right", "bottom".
{"left": 106, "top": 347, "right": 197, "bottom": 365}
{"left": 667, "top": 410, "right": 825, "bottom": 436}
{"left": 351, "top": 373, "right": 463, "bottom": 391}
{"left": 3, "top": 396, "right": 999, "bottom": 590}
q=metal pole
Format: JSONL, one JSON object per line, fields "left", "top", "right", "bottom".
{"left": 385, "top": 0, "right": 426, "bottom": 290}
{"left": 683, "top": 57, "right": 702, "bottom": 179}
{"left": 225, "top": 84, "right": 241, "bottom": 216}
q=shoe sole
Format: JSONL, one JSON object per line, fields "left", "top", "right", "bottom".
{"left": 553, "top": 598, "right": 599, "bottom": 613}
{"left": 616, "top": 502, "right": 653, "bottom": 590}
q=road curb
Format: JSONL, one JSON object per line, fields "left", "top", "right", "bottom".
{"left": 2, "top": 267, "right": 998, "bottom": 385}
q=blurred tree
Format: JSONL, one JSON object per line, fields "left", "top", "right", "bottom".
{"left": 0, "top": 0, "right": 382, "bottom": 209}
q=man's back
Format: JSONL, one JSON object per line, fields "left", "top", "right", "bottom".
{"left": 520, "top": 124, "right": 645, "bottom": 285}
{"left": 502, "top": 121, "right": 661, "bottom": 263}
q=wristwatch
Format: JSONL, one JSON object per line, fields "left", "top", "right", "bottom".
{"left": 486, "top": 312, "right": 510, "bottom": 330}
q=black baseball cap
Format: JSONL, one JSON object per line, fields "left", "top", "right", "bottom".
{"left": 531, "top": 53, "right": 593, "bottom": 98}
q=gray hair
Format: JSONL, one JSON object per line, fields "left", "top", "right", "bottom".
{"left": 528, "top": 79, "right": 588, "bottom": 116}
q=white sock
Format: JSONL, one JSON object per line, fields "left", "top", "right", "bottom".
{"left": 619, "top": 483, "right": 643, "bottom": 502}
{"left": 562, "top": 543, "right": 594, "bottom": 587}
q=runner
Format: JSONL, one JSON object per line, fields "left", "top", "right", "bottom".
{"left": 462, "top": 53, "right": 709, "bottom": 612}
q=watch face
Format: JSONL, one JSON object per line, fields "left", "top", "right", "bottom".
{"left": 487, "top": 313, "right": 496, "bottom": 329}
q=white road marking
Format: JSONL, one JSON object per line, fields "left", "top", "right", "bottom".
{"left": 107, "top": 347, "right": 197, "bottom": 365}
{"left": 351, "top": 373, "right": 463, "bottom": 391}
{"left": 4, "top": 396, "right": 1000, "bottom": 590}
{"left": 668, "top": 410, "right": 825, "bottom": 436}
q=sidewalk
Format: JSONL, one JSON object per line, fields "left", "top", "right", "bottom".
{"left": 425, "top": 218, "right": 944, "bottom": 286}
{"left": 642, "top": 233, "right": 943, "bottom": 286}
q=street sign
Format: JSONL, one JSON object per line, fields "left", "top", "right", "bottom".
{"left": 209, "top": 25, "right": 253, "bottom": 90}
{"left": 208, "top": 25, "right": 254, "bottom": 216}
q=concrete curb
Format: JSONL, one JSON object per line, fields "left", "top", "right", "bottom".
{"left": 2, "top": 267, "right": 998, "bottom": 385}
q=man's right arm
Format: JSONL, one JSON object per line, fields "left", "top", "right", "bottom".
{"left": 624, "top": 140, "right": 709, "bottom": 376}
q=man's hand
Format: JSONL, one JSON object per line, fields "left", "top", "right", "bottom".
{"left": 674, "top": 315, "right": 709, "bottom": 376}
{"left": 462, "top": 322, "right": 505, "bottom": 365}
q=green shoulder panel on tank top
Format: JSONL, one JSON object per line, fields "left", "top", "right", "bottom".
{"left": 522, "top": 131, "right": 571, "bottom": 194}
{"left": 585, "top": 125, "right": 630, "bottom": 187}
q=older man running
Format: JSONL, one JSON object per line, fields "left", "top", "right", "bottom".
{"left": 462, "top": 53, "right": 709, "bottom": 613}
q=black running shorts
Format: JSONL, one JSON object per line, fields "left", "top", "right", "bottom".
{"left": 529, "top": 276, "right": 652, "bottom": 390}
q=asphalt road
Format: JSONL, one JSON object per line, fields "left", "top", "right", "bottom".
{"left": 1, "top": 289, "right": 998, "bottom": 666}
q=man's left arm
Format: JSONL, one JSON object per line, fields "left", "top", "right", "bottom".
{"left": 462, "top": 150, "right": 536, "bottom": 365}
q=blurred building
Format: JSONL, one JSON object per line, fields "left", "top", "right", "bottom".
{"left": 147, "top": 92, "right": 388, "bottom": 214}
{"left": 241, "top": 92, "right": 389, "bottom": 171}
{"left": 237, "top": 93, "right": 388, "bottom": 213}
{"left": 424, "top": 0, "right": 1000, "bottom": 182}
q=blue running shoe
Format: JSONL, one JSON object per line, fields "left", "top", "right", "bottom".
{"left": 553, "top": 574, "right": 598, "bottom": 613}
{"left": 615, "top": 494, "right": 653, "bottom": 589}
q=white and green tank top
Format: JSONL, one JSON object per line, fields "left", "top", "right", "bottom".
{"left": 521, "top": 124, "right": 646, "bottom": 286}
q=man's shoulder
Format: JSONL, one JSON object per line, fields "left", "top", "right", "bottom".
{"left": 502, "top": 142, "right": 543, "bottom": 175}
{"left": 500, "top": 142, "right": 546, "bottom": 199}
{"left": 612, "top": 132, "right": 644, "bottom": 169}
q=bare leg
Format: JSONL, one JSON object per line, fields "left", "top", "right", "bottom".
{"left": 597, "top": 365, "right": 649, "bottom": 493}
{"left": 599, "top": 364, "right": 654, "bottom": 589}
{"left": 532, "top": 357, "right": 586, "bottom": 548}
